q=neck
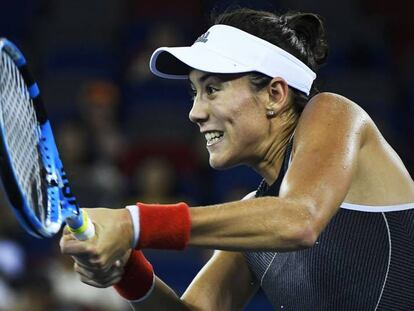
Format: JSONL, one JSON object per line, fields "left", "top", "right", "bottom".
{"left": 253, "top": 112, "right": 297, "bottom": 185}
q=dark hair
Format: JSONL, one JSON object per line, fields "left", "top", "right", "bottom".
{"left": 213, "top": 8, "right": 329, "bottom": 113}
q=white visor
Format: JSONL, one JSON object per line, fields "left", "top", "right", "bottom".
{"left": 149, "top": 24, "right": 316, "bottom": 95}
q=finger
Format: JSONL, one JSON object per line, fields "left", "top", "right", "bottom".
{"left": 63, "top": 243, "right": 121, "bottom": 273}
{"left": 74, "top": 257, "right": 114, "bottom": 273}
{"left": 82, "top": 247, "right": 129, "bottom": 272}
{"left": 61, "top": 225, "right": 81, "bottom": 241}
{"left": 61, "top": 242, "right": 93, "bottom": 256}
{"left": 75, "top": 263, "right": 124, "bottom": 288}
{"left": 80, "top": 275, "right": 123, "bottom": 288}
{"left": 75, "top": 261, "right": 124, "bottom": 279}
{"left": 74, "top": 262, "right": 94, "bottom": 279}
{"left": 59, "top": 227, "right": 77, "bottom": 247}
{"left": 60, "top": 237, "right": 98, "bottom": 257}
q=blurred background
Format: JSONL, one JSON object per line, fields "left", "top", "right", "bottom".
{"left": 0, "top": 0, "right": 413, "bottom": 310}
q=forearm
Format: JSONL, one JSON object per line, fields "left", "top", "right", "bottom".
{"left": 126, "top": 197, "right": 317, "bottom": 252}
{"left": 128, "top": 277, "right": 194, "bottom": 311}
{"left": 189, "top": 196, "right": 316, "bottom": 251}
{"left": 113, "top": 251, "right": 197, "bottom": 311}
{"left": 129, "top": 251, "right": 258, "bottom": 311}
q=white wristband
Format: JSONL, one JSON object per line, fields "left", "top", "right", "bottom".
{"left": 125, "top": 205, "right": 140, "bottom": 248}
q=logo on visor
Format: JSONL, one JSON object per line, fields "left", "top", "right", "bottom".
{"left": 194, "top": 31, "right": 210, "bottom": 43}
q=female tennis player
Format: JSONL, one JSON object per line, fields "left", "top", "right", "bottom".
{"left": 60, "top": 8, "right": 414, "bottom": 310}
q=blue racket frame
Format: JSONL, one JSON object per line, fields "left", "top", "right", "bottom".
{"left": 0, "top": 38, "right": 82, "bottom": 238}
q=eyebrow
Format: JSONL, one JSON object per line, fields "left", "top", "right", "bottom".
{"left": 189, "top": 73, "right": 219, "bottom": 86}
{"left": 189, "top": 72, "right": 245, "bottom": 86}
{"left": 199, "top": 73, "right": 218, "bottom": 83}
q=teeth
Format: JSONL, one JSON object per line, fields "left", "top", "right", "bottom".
{"left": 204, "top": 131, "right": 223, "bottom": 144}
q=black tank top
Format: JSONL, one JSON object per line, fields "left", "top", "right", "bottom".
{"left": 244, "top": 139, "right": 414, "bottom": 310}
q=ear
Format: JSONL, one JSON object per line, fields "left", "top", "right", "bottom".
{"left": 265, "top": 77, "right": 290, "bottom": 114}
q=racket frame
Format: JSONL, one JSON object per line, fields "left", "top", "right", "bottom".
{"left": 0, "top": 38, "right": 81, "bottom": 238}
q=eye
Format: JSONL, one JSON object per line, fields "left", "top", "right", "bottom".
{"left": 206, "top": 85, "right": 219, "bottom": 96}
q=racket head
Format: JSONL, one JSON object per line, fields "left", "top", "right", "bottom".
{"left": 0, "top": 38, "right": 77, "bottom": 238}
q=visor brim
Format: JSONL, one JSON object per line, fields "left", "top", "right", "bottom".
{"left": 150, "top": 46, "right": 253, "bottom": 79}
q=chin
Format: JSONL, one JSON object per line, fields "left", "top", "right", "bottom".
{"left": 209, "top": 155, "right": 225, "bottom": 170}
{"left": 208, "top": 154, "right": 238, "bottom": 170}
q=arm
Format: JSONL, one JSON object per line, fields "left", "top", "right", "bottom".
{"left": 130, "top": 251, "right": 258, "bottom": 311}
{"left": 126, "top": 276, "right": 192, "bottom": 311}
{"left": 189, "top": 93, "right": 368, "bottom": 251}
{"left": 61, "top": 93, "right": 368, "bottom": 273}
{"left": 182, "top": 251, "right": 259, "bottom": 311}
{"left": 71, "top": 248, "right": 257, "bottom": 311}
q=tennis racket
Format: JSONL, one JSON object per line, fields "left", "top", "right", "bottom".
{"left": 0, "top": 38, "right": 94, "bottom": 240}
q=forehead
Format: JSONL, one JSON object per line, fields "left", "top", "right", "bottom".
{"left": 189, "top": 70, "right": 213, "bottom": 84}
{"left": 189, "top": 70, "right": 248, "bottom": 86}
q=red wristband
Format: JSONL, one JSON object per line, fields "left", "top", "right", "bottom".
{"left": 114, "top": 250, "right": 154, "bottom": 301}
{"left": 137, "top": 202, "right": 191, "bottom": 250}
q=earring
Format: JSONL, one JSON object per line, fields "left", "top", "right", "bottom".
{"left": 266, "top": 110, "right": 276, "bottom": 118}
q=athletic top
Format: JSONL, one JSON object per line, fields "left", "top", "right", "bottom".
{"left": 244, "top": 139, "right": 414, "bottom": 310}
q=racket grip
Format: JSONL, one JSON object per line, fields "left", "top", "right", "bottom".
{"left": 66, "top": 209, "right": 95, "bottom": 241}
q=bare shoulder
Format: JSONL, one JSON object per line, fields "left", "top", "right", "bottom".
{"left": 294, "top": 92, "right": 371, "bottom": 149}
{"left": 302, "top": 92, "right": 370, "bottom": 120}
{"left": 294, "top": 92, "right": 414, "bottom": 205}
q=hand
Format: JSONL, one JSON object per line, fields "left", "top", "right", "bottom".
{"left": 74, "top": 249, "right": 132, "bottom": 288}
{"left": 60, "top": 207, "right": 134, "bottom": 272}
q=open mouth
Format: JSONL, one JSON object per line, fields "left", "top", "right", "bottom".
{"left": 204, "top": 131, "right": 224, "bottom": 146}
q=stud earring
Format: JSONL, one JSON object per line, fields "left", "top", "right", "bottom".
{"left": 266, "top": 110, "right": 276, "bottom": 118}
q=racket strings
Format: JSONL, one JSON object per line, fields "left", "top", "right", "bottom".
{"left": 0, "top": 51, "right": 46, "bottom": 222}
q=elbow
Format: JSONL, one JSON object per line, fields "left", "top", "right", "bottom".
{"left": 257, "top": 197, "right": 325, "bottom": 251}
{"left": 270, "top": 205, "right": 320, "bottom": 251}
{"left": 294, "top": 224, "right": 319, "bottom": 249}
{"left": 283, "top": 200, "right": 321, "bottom": 250}
{"left": 279, "top": 222, "right": 318, "bottom": 251}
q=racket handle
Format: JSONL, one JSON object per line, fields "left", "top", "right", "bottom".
{"left": 66, "top": 209, "right": 95, "bottom": 241}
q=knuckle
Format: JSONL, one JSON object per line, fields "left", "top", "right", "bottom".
{"left": 91, "top": 258, "right": 105, "bottom": 269}
{"left": 100, "top": 277, "right": 118, "bottom": 288}
{"left": 86, "top": 245, "right": 98, "bottom": 257}
{"left": 91, "top": 257, "right": 112, "bottom": 272}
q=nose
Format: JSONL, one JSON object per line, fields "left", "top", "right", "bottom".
{"left": 188, "top": 98, "right": 208, "bottom": 125}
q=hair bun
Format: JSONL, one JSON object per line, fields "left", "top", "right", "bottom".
{"left": 285, "top": 13, "right": 328, "bottom": 67}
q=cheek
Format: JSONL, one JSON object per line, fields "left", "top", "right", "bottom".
{"left": 231, "top": 103, "right": 267, "bottom": 138}
{"left": 225, "top": 92, "right": 263, "bottom": 122}
{"left": 208, "top": 114, "right": 266, "bottom": 168}
{"left": 221, "top": 111, "right": 267, "bottom": 162}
